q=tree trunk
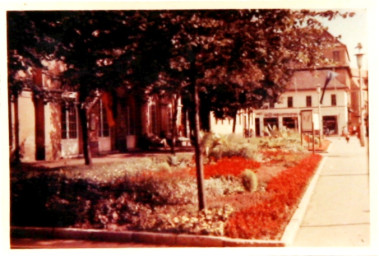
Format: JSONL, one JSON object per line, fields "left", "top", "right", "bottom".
{"left": 170, "top": 94, "right": 179, "bottom": 156}
{"left": 78, "top": 91, "right": 102, "bottom": 165}
{"left": 188, "top": 45, "right": 206, "bottom": 211}
{"left": 193, "top": 83, "right": 206, "bottom": 210}
{"left": 78, "top": 90, "right": 93, "bottom": 166}
{"left": 79, "top": 106, "right": 92, "bottom": 165}
{"left": 232, "top": 110, "right": 237, "bottom": 133}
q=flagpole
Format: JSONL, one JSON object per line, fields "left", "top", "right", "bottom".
{"left": 356, "top": 53, "right": 365, "bottom": 147}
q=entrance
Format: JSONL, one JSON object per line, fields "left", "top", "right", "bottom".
{"left": 264, "top": 117, "right": 279, "bottom": 130}
{"left": 323, "top": 116, "right": 338, "bottom": 135}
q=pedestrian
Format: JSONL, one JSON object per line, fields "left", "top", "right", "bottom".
{"left": 343, "top": 126, "right": 350, "bottom": 143}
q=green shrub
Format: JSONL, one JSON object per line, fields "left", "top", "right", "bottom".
{"left": 205, "top": 176, "right": 245, "bottom": 196}
{"left": 201, "top": 132, "right": 262, "bottom": 162}
{"left": 258, "top": 130, "right": 306, "bottom": 152}
{"left": 241, "top": 169, "right": 259, "bottom": 192}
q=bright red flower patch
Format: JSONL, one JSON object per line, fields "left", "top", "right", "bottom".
{"left": 224, "top": 154, "right": 322, "bottom": 239}
{"left": 190, "top": 157, "right": 261, "bottom": 179}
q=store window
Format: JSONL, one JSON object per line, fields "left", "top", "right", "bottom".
{"left": 283, "top": 117, "right": 298, "bottom": 129}
{"left": 264, "top": 118, "right": 279, "bottom": 130}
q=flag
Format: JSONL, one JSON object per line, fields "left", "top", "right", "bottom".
{"left": 101, "top": 92, "right": 116, "bottom": 127}
{"left": 320, "top": 71, "right": 338, "bottom": 104}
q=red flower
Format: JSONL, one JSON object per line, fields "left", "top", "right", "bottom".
{"left": 224, "top": 154, "right": 322, "bottom": 239}
{"left": 190, "top": 157, "right": 261, "bottom": 179}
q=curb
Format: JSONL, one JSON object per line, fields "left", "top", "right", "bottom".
{"left": 280, "top": 150, "right": 330, "bottom": 246}
{"left": 11, "top": 226, "right": 284, "bottom": 247}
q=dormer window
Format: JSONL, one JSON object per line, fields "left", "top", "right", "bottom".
{"left": 333, "top": 51, "right": 340, "bottom": 62}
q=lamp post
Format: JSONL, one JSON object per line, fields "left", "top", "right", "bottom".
{"left": 355, "top": 50, "right": 365, "bottom": 147}
{"left": 316, "top": 86, "right": 322, "bottom": 143}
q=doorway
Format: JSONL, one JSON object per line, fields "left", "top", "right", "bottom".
{"left": 323, "top": 116, "right": 338, "bottom": 135}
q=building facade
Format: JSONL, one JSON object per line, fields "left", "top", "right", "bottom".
{"left": 253, "top": 68, "right": 351, "bottom": 137}
{"left": 210, "top": 38, "right": 368, "bottom": 137}
{"left": 9, "top": 37, "right": 368, "bottom": 162}
{"left": 8, "top": 63, "right": 187, "bottom": 162}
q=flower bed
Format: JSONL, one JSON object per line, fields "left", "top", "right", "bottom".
{"left": 190, "top": 156, "right": 261, "bottom": 179}
{"left": 224, "top": 154, "right": 322, "bottom": 239}
{"left": 11, "top": 148, "right": 322, "bottom": 241}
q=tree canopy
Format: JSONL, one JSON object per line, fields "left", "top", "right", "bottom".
{"left": 8, "top": 9, "right": 353, "bottom": 207}
{"left": 8, "top": 9, "right": 352, "bottom": 112}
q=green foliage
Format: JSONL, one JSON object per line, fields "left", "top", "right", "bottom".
{"left": 11, "top": 144, "right": 317, "bottom": 237}
{"left": 201, "top": 132, "right": 263, "bottom": 162}
{"left": 241, "top": 169, "right": 259, "bottom": 192}
{"left": 8, "top": 10, "right": 352, "bottom": 114}
{"left": 54, "top": 159, "right": 155, "bottom": 184}
{"left": 205, "top": 176, "right": 245, "bottom": 196}
{"left": 11, "top": 162, "right": 242, "bottom": 236}
{"left": 259, "top": 129, "right": 306, "bottom": 152}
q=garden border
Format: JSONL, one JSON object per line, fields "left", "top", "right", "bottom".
{"left": 11, "top": 226, "right": 284, "bottom": 247}
{"left": 11, "top": 148, "right": 330, "bottom": 247}
{"left": 280, "top": 153, "right": 328, "bottom": 246}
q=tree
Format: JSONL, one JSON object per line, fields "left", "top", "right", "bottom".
{"left": 152, "top": 9, "right": 352, "bottom": 209}
{"left": 8, "top": 9, "right": 352, "bottom": 209}
{"left": 192, "top": 10, "right": 351, "bottom": 128}
{"left": 8, "top": 10, "right": 173, "bottom": 165}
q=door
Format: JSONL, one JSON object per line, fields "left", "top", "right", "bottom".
{"left": 323, "top": 116, "right": 338, "bottom": 135}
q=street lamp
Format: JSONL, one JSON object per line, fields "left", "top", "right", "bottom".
{"left": 316, "top": 85, "right": 322, "bottom": 142}
{"left": 355, "top": 48, "right": 365, "bottom": 147}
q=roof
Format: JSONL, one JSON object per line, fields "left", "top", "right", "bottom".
{"left": 286, "top": 69, "right": 348, "bottom": 91}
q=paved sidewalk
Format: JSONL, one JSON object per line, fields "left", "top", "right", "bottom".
{"left": 291, "top": 136, "right": 370, "bottom": 247}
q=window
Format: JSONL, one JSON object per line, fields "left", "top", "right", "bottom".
{"left": 264, "top": 118, "right": 279, "bottom": 130}
{"left": 287, "top": 96, "right": 293, "bottom": 108}
{"left": 306, "top": 96, "right": 312, "bottom": 107}
{"left": 98, "top": 100, "right": 110, "bottom": 137}
{"left": 61, "top": 104, "right": 78, "bottom": 139}
{"left": 333, "top": 51, "right": 340, "bottom": 62}
{"left": 331, "top": 94, "right": 337, "bottom": 106}
{"left": 283, "top": 117, "right": 298, "bottom": 129}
